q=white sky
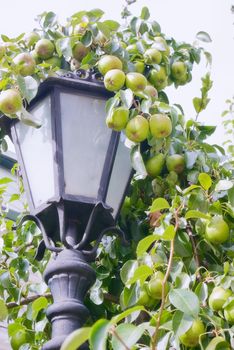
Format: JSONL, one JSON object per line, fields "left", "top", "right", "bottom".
{"left": 0, "top": 0, "right": 233, "bottom": 145}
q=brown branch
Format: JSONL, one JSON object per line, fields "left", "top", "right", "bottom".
{"left": 103, "top": 293, "right": 119, "bottom": 304}
{"left": 0, "top": 324, "right": 7, "bottom": 329}
{"left": 186, "top": 226, "right": 201, "bottom": 281}
{"left": 133, "top": 99, "right": 141, "bottom": 112}
{"left": 6, "top": 293, "right": 52, "bottom": 309}
{"left": 6, "top": 292, "right": 119, "bottom": 310}
{"left": 110, "top": 326, "right": 131, "bottom": 350}
{"left": 14, "top": 243, "right": 34, "bottom": 253}
{"left": 151, "top": 207, "right": 181, "bottom": 350}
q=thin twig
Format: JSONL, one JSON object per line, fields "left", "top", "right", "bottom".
{"left": 103, "top": 293, "right": 119, "bottom": 304}
{"left": 151, "top": 207, "right": 181, "bottom": 350}
{"left": 186, "top": 226, "right": 201, "bottom": 281}
{"left": 6, "top": 292, "right": 119, "bottom": 309}
{"left": 0, "top": 324, "right": 7, "bottom": 329}
{"left": 110, "top": 326, "right": 131, "bottom": 350}
{"left": 14, "top": 243, "right": 34, "bottom": 253}
{"left": 133, "top": 99, "right": 140, "bottom": 112}
{"left": 7, "top": 293, "right": 52, "bottom": 309}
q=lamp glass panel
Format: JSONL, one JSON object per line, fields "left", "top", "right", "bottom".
{"left": 60, "top": 92, "right": 111, "bottom": 198}
{"left": 106, "top": 133, "right": 132, "bottom": 218}
{"left": 15, "top": 96, "right": 55, "bottom": 208}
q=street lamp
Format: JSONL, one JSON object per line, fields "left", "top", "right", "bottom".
{"left": 1, "top": 70, "right": 133, "bottom": 350}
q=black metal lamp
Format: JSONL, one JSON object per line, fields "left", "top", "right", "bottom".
{"left": 1, "top": 70, "right": 133, "bottom": 350}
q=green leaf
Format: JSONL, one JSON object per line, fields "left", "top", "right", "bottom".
{"left": 90, "top": 279, "right": 103, "bottom": 305}
{"left": 206, "top": 337, "right": 230, "bottom": 350}
{"left": 81, "top": 31, "right": 93, "bottom": 47}
{"left": 183, "top": 185, "right": 200, "bottom": 195}
{"left": 120, "top": 260, "right": 138, "bottom": 284}
{"left": 102, "top": 20, "right": 120, "bottom": 31}
{"left": 157, "top": 332, "right": 171, "bottom": 350}
{"left": 131, "top": 146, "right": 147, "bottom": 180}
{"left": 196, "top": 31, "right": 212, "bottom": 43}
{"left": 87, "top": 9, "right": 104, "bottom": 21}
{"left": 97, "top": 22, "right": 111, "bottom": 39}
{"left": 111, "top": 323, "right": 146, "bottom": 350}
{"left": 158, "top": 102, "right": 171, "bottom": 113}
{"left": 154, "top": 225, "right": 176, "bottom": 241}
{"left": 20, "top": 106, "right": 42, "bottom": 128}
{"left": 172, "top": 311, "right": 193, "bottom": 338}
{"left": 42, "top": 12, "right": 57, "bottom": 28}
{"left": 150, "top": 198, "right": 170, "bottom": 212}
{"left": 140, "top": 7, "right": 150, "bottom": 20}
{"left": 1, "top": 34, "right": 10, "bottom": 42}
{"left": 204, "top": 51, "right": 212, "bottom": 66}
{"left": 228, "top": 186, "right": 234, "bottom": 207}
{"left": 120, "top": 89, "right": 133, "bottom": 109}
{"left": 8, "top": 323, "right": 26, "bottom": 337}
{"left": 0, "top": 177, "right": 13, "bottom": 185}
{"left": 195, "top": 282, "right": 208, "bottom": 303}
{"left": 89, "top": 319, "right": 110, "bottom": 350}
{"left": 71, "top": 10, "right": 87, "bottom": 22}
{"left": 198, "top": 173, "right": 212, "bottom": 190}
{"left": 61, "top": 328, "right": 91, "bottom": 350}
{"left": 105, "top": 96, "right": 120, "bottom": 117}
{"left": 112, "top": 305, "right": 145, "bottom": 324}
{"left": 0, "top": 299, "right": 8, "bottom": 321}
{"left": 17, "top": 76, "right": 38, "bottom": 103}
{"left": 193, "top": 97, "right": 203, "bottom": 113}
{"left": 215, "top": 180, "right": 233, "bottom": 192}
{"left": 55, "top": 37, "right": 72, "bottom": 59}
{"left": 127, "top": 265, "right": 153, "bottom": 285}
{"left": 185, "top": 210, "right": 210, "bottom": 220}
{"left": 213, "top": 144, "right": 225, "bottom": 155}
{"left": 197, "top": 125, "right": 216, "bottom": 136}
{"left": 31, "top": 296, "right": 48, "bottom": 320}
{"left": 169, "top": 289, "right": 200, "bottom": 318}
{"left": 130, "top": 17, "right": 142, "bottom": 35}
{"left": 121, "top": 284, "right": 139, "bottom": 309}
{"left": 136, "top": 235, "right": 158, "bottom": 257}
{"left": 185, "top": 151, "right": 199, "bottom": 169}
{"left": 1, "top": 139, "right": 8, "bottom": 152}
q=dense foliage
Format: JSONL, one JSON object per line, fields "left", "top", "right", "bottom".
{"left": 0, "top": 3, "right": 233, "bottom": 350}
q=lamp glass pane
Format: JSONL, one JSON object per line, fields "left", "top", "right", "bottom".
{"left": 60, "top": 92, "right": 111, "bottom": 198}
{"left": 15, "top": 96, "right": 55, "bottom": 208}
{"left": 106, "top": 133, "right": 132, "bottom": 218}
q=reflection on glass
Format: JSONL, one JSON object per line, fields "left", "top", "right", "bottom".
{"left": 106, "top": 133, "right": 132, "bottom": 218}
{"left": 60, "top": 92, "right": 111, "bottom": 198}
{"left": 15, "top": 96, "right": 55, "bottom": 208}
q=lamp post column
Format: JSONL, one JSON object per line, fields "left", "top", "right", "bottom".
{"left": 42, "top": 249, "right": 96, "bottom": 350}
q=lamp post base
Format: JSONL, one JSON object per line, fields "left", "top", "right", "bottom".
{"left": 42, "top": 249, "right": 96, "bottom": 350}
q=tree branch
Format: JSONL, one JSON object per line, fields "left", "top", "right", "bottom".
{"left": 6, "top": 292, "right": 119, "bottom": 309}
{"left": 186, "top": 226, "right": 201, "bottom": 281}
{"left": 151, "top": 207, "right": 180, "bottom": 350}
{"left": 110, "top": 326, "right": 131, "bottom": 350}
{"left": 103, "top": 292, "right": 119, "bottom": 304}
{"left": 7, "top": 293, "right": 52, "bottom": 309}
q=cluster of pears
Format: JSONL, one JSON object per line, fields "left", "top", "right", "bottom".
{"left": 124, "top": 36, "right": 189, "bottom": 89}
{"left": 99, "top": 54, "right": 187, "bottom": 178}
{"left": 178, "top": 280, "right": 234, "bottom": 348}
{"left": 137, "top": 271, "right": 208, "bottom": 348}
{"left": 0, "top": 31, "right": 91, "bottom": 116}
{"left": 98, "top": 53, "right": 165, "bottom": 140}
{"left": 137, "top": 271, "right": 169, "bottom": 308}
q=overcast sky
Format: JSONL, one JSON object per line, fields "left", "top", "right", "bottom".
{"left": 0, "top": 0, "right": 233, "bottom": 145}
